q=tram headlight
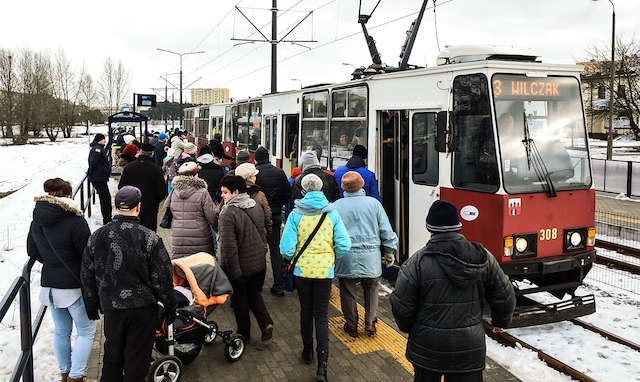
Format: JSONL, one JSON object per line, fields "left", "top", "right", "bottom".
{"left": 563, "top": 228, "right": 588, "bottom": 252}
{"left": 515, "top": 237, "right": 528, "bottom": 253}
{"left": 506, "top": 233, "right": 537, "bottom": 259}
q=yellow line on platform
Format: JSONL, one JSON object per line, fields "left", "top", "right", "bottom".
{"left": 596, "top": 211, "right": 640, "bottom": 225}
{"left": 328, "top": 285, "right": 414, "bottom": 375}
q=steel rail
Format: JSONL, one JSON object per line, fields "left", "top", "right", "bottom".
{"left": 483, "top": 322, "right": 597, "bottom": 382}
{"left": 596, "top": 239, "right": 640, "bottom": 260}
{"left": 595, "top": 254, "right": 640, "bottom": 274}
{"left": 570, "top": 318, "right": 640, "bottom": 352}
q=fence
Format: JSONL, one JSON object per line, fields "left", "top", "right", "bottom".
{"left": 588, "top": 208, "right": 640, "bottom": 296}
{"left": 0, "top": 173, "right": 94, "bottom": 382}
{"left": 591, "top": 158, "right": 640, "bottom": 197}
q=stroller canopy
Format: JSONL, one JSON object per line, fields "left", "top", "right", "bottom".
{"left": 172, "top": 252, "right": 233, "bottom": 306}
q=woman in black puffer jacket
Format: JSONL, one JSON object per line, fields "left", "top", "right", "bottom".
{"left": 27, "top": 178, "right": 95, "bottom": 382}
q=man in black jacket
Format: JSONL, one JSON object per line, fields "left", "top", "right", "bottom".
{"left": 197, "top": 153, "right": 226, "bottom": 204}
{"left": 87, "top": 133, "right": 112, "bottom": 224}
{"left": 290, "top": 151, "right": 340, "bottom": 204}
{"left": 117, "top": 143, "right": 167, "bottom": 231}
{"left": 254, "top": 147, "right": 291, "bottom": 296}
{"left": 390, "top": 200, "right": 516, "bottom": 382}
{"left": 81, "top": 186, "right": 175, "bottom": 382}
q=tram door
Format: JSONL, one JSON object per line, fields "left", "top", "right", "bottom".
{"left": 408, "top": 111, "right": 441, "bottom": 256}
{"left": 379, "top": 110, "right": 410, "bottom": 263}
{"left": 281, "top": 114, "right": 299, "bottom": 176}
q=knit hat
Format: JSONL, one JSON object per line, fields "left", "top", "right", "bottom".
{"left": 178, "top": 161, "right": 200, "bottom": 175}
{"left": 139, "top": 143, "right": 154, "bottom": 153}
{"left": 353, "top": 144, "right": 367, "bottom": 159}
{"left": 210, "top": 140, "right": 232, "bottom": 159}
{"left": 123, "top": 134, "right": 135, "bottom": 145}
{"left": 158, "top": 132, "right": 167, "bottom": 140}
{"left": 301, "top": 173, "right": 323, "bottom": 192}
{"left": 300, "top": 151, "right": 321, "bottom": 171}
{"left": 255, "top": 147, "right": 269, "bottom": 163}
{"left": 93, "top": 133, "right": 106, "bottom": 143}
{"left": 114, "top": 186, "right": 141, "bottom": 211}
{"left": 235, "top": 163, "right": 259, "bottom": 180}
{"left": 341, "top": 171, "right": 364, "bottom": 193}
{"left": 184, "top": 143, "right": 198, "bottom": 155}
{"left": 197, "top": 153, "right": 214, "bottom": 164}
{"left": 426, "top": 200, "right": 462, "bottom": 233}
{"left": 236, "top": 150, "right": 250, "bottom": 165}
{"left": 122, "top": 143, "right": 138, "bottom": 157}
{"left": 291, "top": 167, "right": 302, "bottom": 179}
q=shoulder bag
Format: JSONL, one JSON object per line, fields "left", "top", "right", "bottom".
{"left": 284, "top": 212, "right": 328, "bottom": 292}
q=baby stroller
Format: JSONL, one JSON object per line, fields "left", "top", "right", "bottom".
{"left": 148, "top": 253, "right": 246, "bottom": 382}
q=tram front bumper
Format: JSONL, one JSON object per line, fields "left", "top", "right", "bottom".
{"left": 501, "top": 250, "right": 595, "bottom": 277}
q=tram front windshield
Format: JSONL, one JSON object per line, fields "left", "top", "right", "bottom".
{"left": 492, "top": 74, "right": 591, "bottom": 194}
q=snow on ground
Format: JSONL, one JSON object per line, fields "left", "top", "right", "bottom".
{"left": 0, "top": 126, "right": 106, "bottom": 381}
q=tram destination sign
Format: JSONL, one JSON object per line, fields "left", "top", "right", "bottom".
{"left": 492, "top": 75, "right": 575, "bottom": 100}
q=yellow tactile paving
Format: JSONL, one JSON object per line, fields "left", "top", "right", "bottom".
{"left": 596, "top": 211, "right": 640, "bottom": 225}
{"left": 328, "top": 285, "right": 414, "bottom": 375}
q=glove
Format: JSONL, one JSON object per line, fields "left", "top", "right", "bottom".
{"left": 164, "top": 308, "right": 177, "bottom": 325}
{"left": 85, "top": 303, "right": 101, "bottom": 321}
{"left": 382, "top": 253, "right": 395, "bottom": 267}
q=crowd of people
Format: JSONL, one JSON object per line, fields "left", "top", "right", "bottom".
{"left": 25, "top": 128, "right": 516, "bottom": 382}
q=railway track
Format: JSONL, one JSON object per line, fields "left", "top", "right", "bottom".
{"left": 595, "top": 239, "right": 640, "bottom": 274}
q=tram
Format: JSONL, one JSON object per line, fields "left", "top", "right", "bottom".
{"left": 184, "top": 46, "right": 596, "bottom": 325}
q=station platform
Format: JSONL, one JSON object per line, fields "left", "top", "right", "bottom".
{"left": 85, "top": 203, "right": 520, "bottom": 381}
{"left": 596, "top": 192, "right": 640, "bottom": 218}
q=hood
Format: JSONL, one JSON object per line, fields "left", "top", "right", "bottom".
{"left": 425, "top": 233, "right": 488, "bottom": 289}
{"left": 246, "top": 181, "right": 261, "bottom": 195}
{"left": 90, "top": 141, "right": 103, "bottom": 149}
{"left": 223, "top": 192, "right": 256, "bottom": 210}
{"left": 294, "top": 191, "right": 334, "bottom": 215}
{"left": 172, "top": 175, "right": 207, "bottom": 199}
{"left": 32, "top": 195, "right": 83, "bottom": 226}
{"left": 346, "top": 156, "right": 365, "bottom": 169}
{"left": 343, "top": 189, "right": 366, "bottom": 198}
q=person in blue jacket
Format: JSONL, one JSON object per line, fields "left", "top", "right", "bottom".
{"left": 280, "top": 174, "right": 351, "bottom": 382}
{"left": 333, "top": 145, "right": 380, "bottom": 200}
{"left": 333, "top": 171, "right": 397, "bottom": 338}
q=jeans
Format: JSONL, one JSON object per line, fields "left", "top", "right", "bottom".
{"left": 269, "top": 216, "right": 284, "bottom": 291}
{"left": 295, "top": 277, "right": 332, "bottom": 353}
{"left": 230, "top": 270, "right": 273, "bottom": 341}
{"left": 91, "top": 181, "right": 112, "bottom": 224}
{"left": 338, "top": 277, "right": 380, "bottom": 329}
{"left": 50, "top": 297, "right": 96, "bottom": 378}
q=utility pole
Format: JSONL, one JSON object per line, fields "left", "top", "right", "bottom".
{"left": 232, "top": 3, "right": 316, "bottom": 93}
{"left": 7, "top": 55, "right": 12, "bottom": 139}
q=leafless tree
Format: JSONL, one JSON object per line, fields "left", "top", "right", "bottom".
{"left": 78, "top": 70, "right": 96, "bottom": 134}
{"left": 584, "top": 38, "right": 640, "bottom": 139}
{"left": 114, "top": 60, "right": 130, "bottom": 113}
{"left": 0, "top": 49, "right": 16, "bottom": 138}
{"left": 52, "top": 49, "right": 81, "bottom": 138}
{"left": 99, "top": 57, "right": 131, "bottom": 115}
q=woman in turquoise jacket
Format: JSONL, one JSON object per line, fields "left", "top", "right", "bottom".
{"left": 333, "top": 171, "right": 398, "bottom": 337}
{"left": 280, "top": 174, "right": 351, "bottom": 382}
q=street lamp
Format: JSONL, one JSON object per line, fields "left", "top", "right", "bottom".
{"left": 342, "top": 62, "right": 356, "bottom": 70}
{"left": 156, "top": 48, "right": 205, "bottom": 130}
{"left": 291, "top": 78, "right": 303, "bottom": 89}
{"left": 592, "top": 0, "right": 615, "bottom": 160}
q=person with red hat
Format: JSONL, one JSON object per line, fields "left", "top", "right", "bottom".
{"left": 390, "top": 200, "right": 515, "bottom": 382}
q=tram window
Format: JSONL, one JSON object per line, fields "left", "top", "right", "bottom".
{"left": 412, "top": 113, "right": 438, "bottom": 186}
{"left": 285, "top": 115, "right": 299, "bottom": 161}
{"left": 264, "top": 116, "right": 277, "bottom": 156}
{"left": 303, "top": 92, "right": 328, "bottom": 118}
{"left": 332, "top": 91, "right": 347, "bottom": 118}
{"left": 330, "top": 120, "right": 367, "bottom": 169}
{"left": 452, "top": 74, "right": 499, "bottom": 192}
{"left": 224, "top": 107, "right": 233, "bottom": 142}
{"left": 348, "top": 87, "right": 367, "bottom": 117}
{"left": 301, "top": 120, "right": 329, "bottom": 168}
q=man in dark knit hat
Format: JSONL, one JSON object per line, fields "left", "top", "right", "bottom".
{"left": 87, "top": 133, "right": 112, "bottom": 224}
{"left": 390, "top": 200, "right": 515, "bottom": 382}
{"left": 118, "top": 143, "right": 167, "bottom": 231}
{"left": 81, "top": 186, "right": 175, "bottom": 382}
{"left": 333, "top": 144, "right": 380, "bottom": 200}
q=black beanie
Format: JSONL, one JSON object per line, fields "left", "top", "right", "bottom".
{"left": 255, "top": 147, "right": 269, "bottom": 163}
{"left": 426, "top": 200, "right": 462, "bottom": 233}
{"left": 353, "top": 144, "right": 367, "bottom": 159}
{"left": 94, "top": 133, "right": 106, "bottom": 143}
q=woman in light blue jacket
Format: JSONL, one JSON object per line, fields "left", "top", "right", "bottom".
{"left": 333, "top": 171, "right": 398, "bottom": 338}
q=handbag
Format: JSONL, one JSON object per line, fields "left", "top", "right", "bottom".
{"left": 159, "top": 207, "right": 173, "bottom": 229}
{"left": 284, "top": 212, "right": 328, "bottom": 292}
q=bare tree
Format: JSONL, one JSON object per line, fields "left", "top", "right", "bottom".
{"left": 52, "top": 49, "right": 81, "bottom": 138}
{"left": 0, "top": 49, "right": 15, "bottom": 138}
{"left": 584, "top": 38, "right": 640, "bottom": 139}
{"left": 78, "top": 70, "right": 96, "bottom": 134}
{"left": 114, "top": 60, "right": 131, "bottom": 112}
{"left": 99, "top": 57, "right": 130, "bottom": 115}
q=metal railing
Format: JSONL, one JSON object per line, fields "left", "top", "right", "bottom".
{"left": 591, "top": 158, "right": 640, "bottom": 198}
{"left": 0, "top": 172, "right": 95, "bottom": 382}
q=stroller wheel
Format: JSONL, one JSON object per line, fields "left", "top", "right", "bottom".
{"left": 203, "top": 321, "right": 219, "bottom": 345}
{"left": 147, "top": 356, "right": 182, "bottom": 382}
{"left": 224, "top": 335, "right": 245, "bottom": 362}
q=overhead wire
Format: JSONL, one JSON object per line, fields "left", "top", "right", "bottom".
{"left": 220, "top": 0, "right": 455, "bottom": 85}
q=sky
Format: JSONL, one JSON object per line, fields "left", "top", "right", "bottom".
{"left": 1, "top": 0, "right": 638, "bottom": 103}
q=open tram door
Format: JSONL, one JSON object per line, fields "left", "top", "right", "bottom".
{"left": 281, "top": 114, "right": 299, "bottom": 175}
{"left": 107, "top": 111, "right": 148, "bottom": 176}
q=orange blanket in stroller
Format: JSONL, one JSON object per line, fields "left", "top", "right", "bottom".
{"left": 171, "top": 252, "right": 233, "bottom": 307}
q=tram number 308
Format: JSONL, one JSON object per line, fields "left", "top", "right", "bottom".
{"left": 539, "top": 228, "right": 558, "bottom": 241}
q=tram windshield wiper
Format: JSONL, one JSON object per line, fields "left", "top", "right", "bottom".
{"left": 522, "top": 112, "right": 557, "bottom": 197}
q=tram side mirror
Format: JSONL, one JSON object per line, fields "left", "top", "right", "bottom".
{"left": 436, "top": 111, "right": 450, "bottom": 152}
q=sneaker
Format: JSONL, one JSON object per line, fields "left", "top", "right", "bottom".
{"left": 270, "top": 287, "right": 285, "bottom": 297}
{"left": 365, "top": 320, "right": 377, "bottom": 337}
{"left": 261, "top": 324, "right": 273, "bottom": 342}
{"left": 343, "top": 323, "right": 358, "bottom": 338}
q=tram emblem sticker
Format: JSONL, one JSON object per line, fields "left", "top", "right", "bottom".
{"left": 508, "top": 198, "right": 522, "bottom": 216}
{"left": 460, "top": 205, "right": 479, "bottom": 221}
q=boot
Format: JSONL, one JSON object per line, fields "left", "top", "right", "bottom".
{"left": 68, "top": 377, "right": 84, "bottom": 382}
{"left": 60, "top": 372, "right": 69, "bottom": 382}
{"left": 302, "top": 346, "right": 314, "bottom": 364}
{"left": 365, "top": 319, "right": 377, "bottom": 337}
{"left": 316, "top": 350, "right": 328, "bottom": 382}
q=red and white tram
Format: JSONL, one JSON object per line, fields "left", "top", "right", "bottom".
{"left": 184, "top": 47, "right": 596, "bottom": 324}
